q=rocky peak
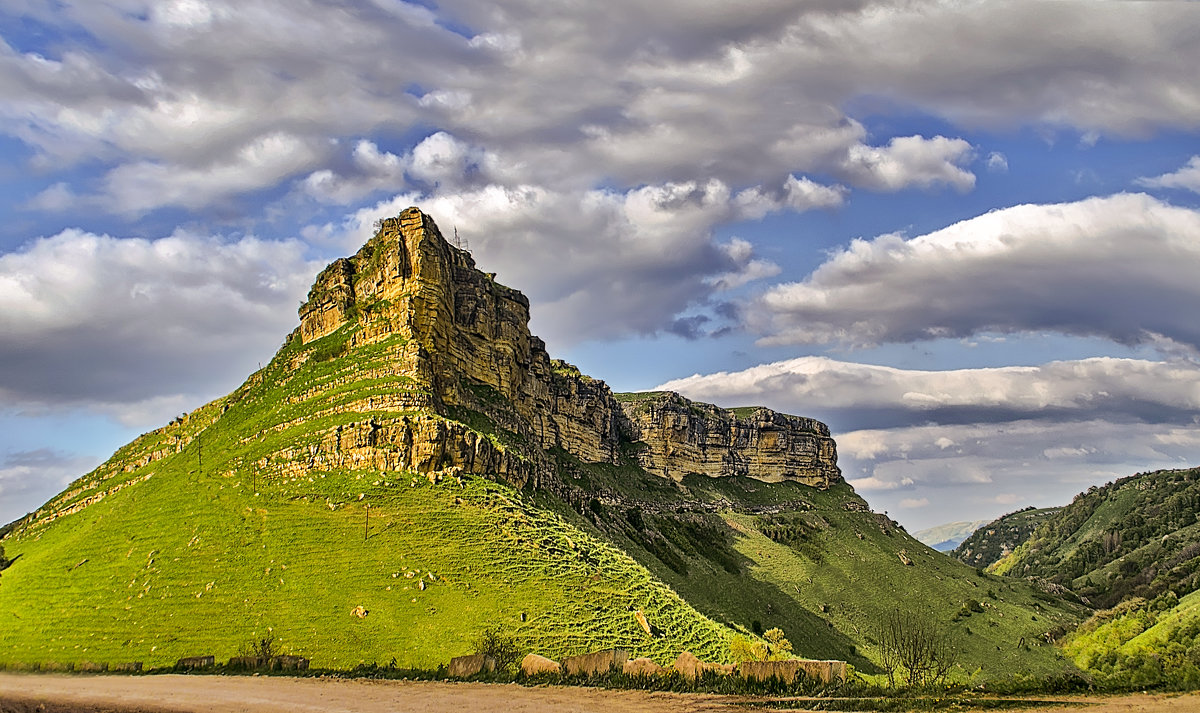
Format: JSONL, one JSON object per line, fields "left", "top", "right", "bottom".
{"left": 293, "top": 208, "right": 839, "bottom": 489}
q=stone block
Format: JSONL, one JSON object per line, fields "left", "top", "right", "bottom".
{"left": 562, "top": 648, "right": 629, "bottom": 676}
{"left": 622, "top": 657, "right": 664, "bottom": 676}
{"left": 270, "top": 655, "right": 309, "bottom": 671}
{"left": 176, "top": 655, "right": 215, "bottom": 670}
{"left": 113, "top": 662, "right": 143, "bottom": 673}
{"left": 448, "top": 653, "right": 496, "bottom": 678}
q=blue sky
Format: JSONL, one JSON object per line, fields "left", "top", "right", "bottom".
{"left": 3, "top": 0, "right": 1200, "bottom": 531}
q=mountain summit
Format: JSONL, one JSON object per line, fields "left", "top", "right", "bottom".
{"left": 0, "top": 209, "right": 1077, "bottom": 676}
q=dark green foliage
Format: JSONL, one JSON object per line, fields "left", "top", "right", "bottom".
{"left": 993, "top": 468, "right": 1200, "bottom": 609}
{"left": 474, "top": 626, "right": 521, "bottom": 673}
{"left": 953, "top": 506, "right": 1062, "bottom": 569}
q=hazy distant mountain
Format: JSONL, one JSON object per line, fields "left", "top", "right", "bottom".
{"left": 913, "top": 520, "right": 989, "bottom": 552}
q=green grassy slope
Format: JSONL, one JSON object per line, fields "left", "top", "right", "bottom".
{"left": 541, "top": 447, "right": 1086, "bottom": 681}
{"left": 991, "top": 469, "right": 1200, "bottom": 609}
{"left": 954, "top": 507, "right": 1063, "bottom": 569}
{"left": 1062, "top": 590, "right": 1200, "bottom": 688}
{"left": 0, "top": 326, "right": 733, "bottom": 669}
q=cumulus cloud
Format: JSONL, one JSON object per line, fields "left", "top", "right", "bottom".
{"left": 3, "top": 0, "right": 1198, "bottom": 220}
{"left": 1137, "top": 156, "right": 1200, "bottom": 194}
{"left": 752, "top": 194, "right": 1200, "bottom": 350}
{"left": 0, "top": 227, "right": 321, "bottom": 414}
{"left": 837, "top": 135, "right": 975, "bottom": 192}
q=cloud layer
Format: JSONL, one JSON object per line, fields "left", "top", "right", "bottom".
{"left": 753, "top": 194, "right": 1200, "bottom": 351}
{"left": 0, "top": 227, "right": 319, "bottom": 415}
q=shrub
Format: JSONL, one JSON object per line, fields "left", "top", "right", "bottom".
{"left": 474, "top": 626, "right": 521, "bottom": 673}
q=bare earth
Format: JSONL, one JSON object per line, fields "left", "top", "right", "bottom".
{"left": 2, "top": 673, "right": 1200, "bottom": 713}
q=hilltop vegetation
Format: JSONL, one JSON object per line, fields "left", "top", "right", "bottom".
{"left": 992, "top": 469, "right": 1200, "bottom": 609}
{"left": 954, "top": 507, "right": 1063, "bottom": 569}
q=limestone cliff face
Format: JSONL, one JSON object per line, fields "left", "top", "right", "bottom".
{"left": 297, "top": 208, "right": 626, "bottom": 477}
{"left": 620, "top": 392, "right": 840, "bottom": 488}
{"left": 293, "top": 207, "right": 838, "bottom": 489}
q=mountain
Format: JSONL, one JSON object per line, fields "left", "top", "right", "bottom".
{"left": 986, "top": 468, "right": 1200, "bottom": 689}
{"left": 991, "top": 468, "right": 1200, "bottom": 610}
{"left": 913, "top": 520, "right": 989, "bottom": 552}
{"left": 0, "top": 208, "right": 1081, "bottom": 679}
{"left": 954, "top": 508, "right": 1063, "bottom": 569}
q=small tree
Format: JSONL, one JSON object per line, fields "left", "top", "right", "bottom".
{"left": 764, "top": 628, "right": 794, "bottom": 661}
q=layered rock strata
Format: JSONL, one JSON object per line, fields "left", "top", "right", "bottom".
{"left": 620, "top": 392, "right": 840, "bottom": 488}
{"left": 293, "top": 208, "right": 839, "bottom": 488}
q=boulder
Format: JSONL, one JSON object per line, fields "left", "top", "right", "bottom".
{"left": 622, "top": 657, "right": 664, "bottom": 676}
{"left": 562, "top": 648, "right": 629, "bottom": 676}
{"left": 227, "top": 656, "right": 265, "bottom": 670}
{"left": 176, "top": 655, "right": 215, "bottom": 670}
{"left": 672, "top": 651, "right": 704, "bottom": 680}
{"left": 520, "top": 653, "right": 561, "bottom": 676}
{"left": 270, "top": 655, "right": 310, "bottom": 671}
{"left": 448, "top": 653, "right": 496, "bottom": 678}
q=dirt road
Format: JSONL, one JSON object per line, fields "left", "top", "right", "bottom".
{"left": 2, "top": 673, "right": 1200, "bottom": 713}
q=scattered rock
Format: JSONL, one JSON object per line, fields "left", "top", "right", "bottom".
{"left": 898, "top": 551, "right": 914, "bottom": 566}
{"left": 623, "top": 657, "right": 664, "bottom": 676}
{"left": 351, "top": 605, "right": 368, "bottom": 618}
{"left": 520, "top": 653, "right": 561, "bottom": 676}
{"left": 634, "top": 609, "right": 651, "bottom": 636}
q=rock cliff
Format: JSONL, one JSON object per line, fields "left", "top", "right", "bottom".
{"left": 618, "top": 392, "right": 840, "bottom": 488}
{"left": 292, "top": 208, "right": 839, "bottom": 488}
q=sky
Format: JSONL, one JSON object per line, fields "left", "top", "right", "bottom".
{"left": 2, "top": 0, "right": 1200, "bottom": 531}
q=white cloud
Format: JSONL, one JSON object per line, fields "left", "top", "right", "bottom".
{"left": 1137, "top": 156, "right": 1200, "bottom": 194}
{"left": 0, "top": 227, "right": 321, "bottom": 411}
{"left": 101, "top": 132, "right": 326, "bottom": 214}
{"left": 752, "top": 193, "right": 1200, "bottom": 350}
{"left": 986, "top": 151, "right": 1008, "bottom": 173}
{"left": 658, "top": 354, "right": 1200, "bottom": 427}
{"left": 838, "top": 135, "right": 976, "bottom": 192}
{"left": 3, "top": 0, "right": 1198, "bottom": 219}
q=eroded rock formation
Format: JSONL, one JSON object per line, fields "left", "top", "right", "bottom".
{"left": 288, "top": 208, "right": 838, "bottom": 488}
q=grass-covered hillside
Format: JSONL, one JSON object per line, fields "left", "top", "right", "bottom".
{"left": 539, "top": 441, "right": 1084, "bottom": 681}
{"left": 0, "top": 323, "right": 1085, "bottom": 680}
{"left": 954, "top": 507, "right": 1063, "bottom": 569}
{"left": 0, "top": 324, "right": 734, "bottom": 670}
{"left": 991, "top": 468, "right": 1200, "bottom": 610}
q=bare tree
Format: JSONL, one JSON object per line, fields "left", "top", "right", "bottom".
{"left": 876, "top": 610, "right": 958, "bottom": 688}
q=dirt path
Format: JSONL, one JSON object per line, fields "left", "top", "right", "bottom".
{"left": 2, "top": 673, "right": 1200, "bottom": 713}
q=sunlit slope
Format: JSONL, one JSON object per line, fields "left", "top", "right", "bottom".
{"left": 0, "top": 326, "right": 733, "bottom": 669}
{"left": 548, "top": 453, "right": 1087, "bottom": 681}
{"left": 991, "top": 468, "right": 1200, "bottom": 609}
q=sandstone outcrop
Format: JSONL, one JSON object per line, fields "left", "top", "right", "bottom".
{"left": 621, "top": 392, "right": 840, "bottom": 488}
{"left": 293, "top": 208, "right": 839, "bottom": 491}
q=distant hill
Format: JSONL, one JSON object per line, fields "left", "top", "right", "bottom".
{"left": 991, "top": 469, "right": 1200, "bottom": 610}
{"left": 913, "top": 520, "right": 989, "bottom": 552}
{"left": 954, "top": 507, "right": 1063, "bottom": 569}
{"left": 0, "top": 209, "right": 1082, "bottom": 680}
